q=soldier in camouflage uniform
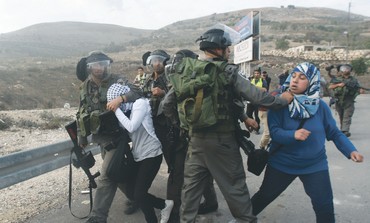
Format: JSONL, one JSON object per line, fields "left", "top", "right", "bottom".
{"left": 176, "top": 28, "right": 293, "bottom": 223}
{"left": 328, "top": 64, "right": 364, "bottom": 137}
{"left": 76, "top": 51, "right": 140, "bottom": 223}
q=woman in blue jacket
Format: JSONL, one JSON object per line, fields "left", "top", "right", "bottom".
{"left": 251, "top": 62, "right": 364, "bottom": 223}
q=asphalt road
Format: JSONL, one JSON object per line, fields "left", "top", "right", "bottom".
{"left": 26, "top": 95, "right": 370, "bottom": 223}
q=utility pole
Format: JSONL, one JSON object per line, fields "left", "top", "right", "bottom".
{"left": 347, "top": 2, "right": 351, "bottom": 23}
{"left": 345, "top": 1, "right": 351, "bottom": 62}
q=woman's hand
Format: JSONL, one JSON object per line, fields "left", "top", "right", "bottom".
{"left": 350, "top": 151, "right": 364, "bottom": 163}
{"left": 107, "top": 96, "right": 123, "bottom": 112}
{"left": 294, "top": 128, "right": 311, "bottom": 141}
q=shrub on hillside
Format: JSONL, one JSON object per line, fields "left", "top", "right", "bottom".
{"left": 275, "top": 38, "right": 290, "bottom": 50}
{"left": 40, "top": 111, "right": 74, "bottom": 129}
{"left": 17, "top": 119, "right": 38, "bottom": 129}
{"left": 352, "top": 57, "right": 368, "bottom": 76}
{"left": 0, "top": 116, "right": 13, "bottom": 130}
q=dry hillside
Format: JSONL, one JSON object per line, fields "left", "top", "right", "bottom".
{"left": 0, "top": 6, "right": 369, "bottom": 110}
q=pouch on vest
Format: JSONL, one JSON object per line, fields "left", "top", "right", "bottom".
{"left": 169, "top": 58, "right": 228, "bottom": 132}
{"left": 78, "top": 112, "right": 91, "bottom": 137}
{"left": 90, "top": 110, "right": 101, "bottom": 134}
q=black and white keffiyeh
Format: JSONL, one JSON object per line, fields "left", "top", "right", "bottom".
{"left": 107, "top": 83, "right": 133, "bottom": 113}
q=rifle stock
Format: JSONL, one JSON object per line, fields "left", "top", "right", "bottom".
{"left": 65, "top": 121, "right": 100, "bottom": 189}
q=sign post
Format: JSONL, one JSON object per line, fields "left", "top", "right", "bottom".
{"left": 233, "top": 11, "right": 260, "bottom": 78}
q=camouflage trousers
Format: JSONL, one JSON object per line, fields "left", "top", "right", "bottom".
{"left": 335, "top": 102, "right": 355, "bottom": 132}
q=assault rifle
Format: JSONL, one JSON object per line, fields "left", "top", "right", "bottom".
{"left": 232, "top": 99, "right": 255, "bottom": 156}
{"left": 235, "top": 124, "right": 255, "bottom": 156}
{"left": 65, "top": 121, "right": 100, "bottom": 189}
{"left": 65, "top": 121, "right": 100, "bottom": 218}
{"left": 331, "top": 78, "right": 370, "bottom": 91}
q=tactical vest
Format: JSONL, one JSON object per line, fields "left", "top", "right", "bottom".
{"left": 77, "top": 77, "right": 117, "bottom": 137}
{"left": 333, "top": 76, "right": 359, "bottom": 105}
{"left": 142, "top": 73, "right": 169, "bottom": 118}
{"left": 168, "top": 58, "right": 234, "bottom": 134}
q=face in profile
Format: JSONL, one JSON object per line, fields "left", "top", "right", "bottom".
{"left": 224, "top": 46, "right": 231, "bottom": 60}
{"left": 289, "top": 72, "right": 309, "bottom": 94}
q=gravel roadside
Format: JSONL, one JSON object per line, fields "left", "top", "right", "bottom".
{"left": 0, "top": 108, "right": 103, "bottom": 223}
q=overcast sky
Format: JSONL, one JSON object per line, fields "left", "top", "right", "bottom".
{"left": 0, "top": 0, "right": 368, "bottom": 34}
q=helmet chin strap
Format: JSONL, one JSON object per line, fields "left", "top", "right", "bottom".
{"left": 206, "top": 49, "right": 227, "bottom": 61}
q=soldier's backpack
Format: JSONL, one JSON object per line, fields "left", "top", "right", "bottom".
{"left": 168, "top": 57, "right": 229, "bottom": 132}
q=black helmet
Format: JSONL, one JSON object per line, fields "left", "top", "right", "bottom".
{"left": 325, "top": 65, "right": 335, "bottom": 72}
{"left": 76, "top": 57, "right": 88, "bottom": 81}
{"left": 142, "top": 51, "right": 151, "bottom": 66}
{"left": 146, "top": 49, "right": 170, "bottom": 65}
{"left": 196, "top": 28, "right": 232, "bottom": 51}
{"left": 85, "top": 51, "right": 113, "bottom": 64}
{"left": 85, "top": 51, "right": 113, "bottom": 80}
{"left": 174, "top": 49, "right": 198, "bottom": 63}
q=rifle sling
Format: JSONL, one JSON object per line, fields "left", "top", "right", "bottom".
{"left": 193, "top": 88, "right": 204, "bottom": 123}
{"left": 68, "top": 151, "right": 93, "bottom": 219}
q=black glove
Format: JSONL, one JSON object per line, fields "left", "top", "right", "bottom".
{"left": 125, "top": 84, "right": 144, "bottom": 102}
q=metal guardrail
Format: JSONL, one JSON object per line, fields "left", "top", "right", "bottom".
{"left": 0, "top": 140, "right": 100, "bottom": 189}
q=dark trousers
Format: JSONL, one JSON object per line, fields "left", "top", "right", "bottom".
{"left": 153, "top": 121, "right": 172, "bottom": 171}
{"left": 252, "top": 165, "right": 335, "bottom": 223}
{"left": 246, "top": 104, "right": 260, "bottom": 128}
{"left": 126, "top": 155, "right": 165, "bottom": 223}
{"left": 166, "top": 147, "right": 186, "bottom": 223}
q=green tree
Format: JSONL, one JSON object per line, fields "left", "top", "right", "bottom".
{"left": 351, "top": 57, "right": 368, "bottom": 76}
{"left": 305, "top": 32, "right": 321, "bottom": 44}
{"left": 275, "top": 38, "right": 290, "bottom": 50}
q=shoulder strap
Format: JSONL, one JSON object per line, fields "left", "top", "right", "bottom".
{"left": 267, "top": 118, "right": 308, "bottom": 154}
{"left": 298, "top": 118, "right": 307, "bottom": 129}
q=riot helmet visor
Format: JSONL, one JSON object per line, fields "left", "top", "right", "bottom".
{"left": 146, "top": 55, "right": 167, "bottom": 66}
{"left": 339, "top": 65, "right": 352, "bottom": 73}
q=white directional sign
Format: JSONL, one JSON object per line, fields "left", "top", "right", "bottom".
{"left": 233, "top": 37, "right": 253, "bottom": 64}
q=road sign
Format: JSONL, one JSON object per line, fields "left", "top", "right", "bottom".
{"left": 233, "top": 37, "right": 253, "bottom": 64}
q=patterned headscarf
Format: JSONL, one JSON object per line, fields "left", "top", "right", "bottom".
{"left": 107, "top": 83, "right": 133, "bottom": 113}
{"left": 281, "top": 62, "right": 320, "bottom": 119}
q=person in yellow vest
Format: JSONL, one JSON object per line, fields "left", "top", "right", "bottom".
{"left": 247, "top": 69, "right": 268, "bottom": 134}
{"left": 133, "top": 66, "right": 148, "bottom": 88}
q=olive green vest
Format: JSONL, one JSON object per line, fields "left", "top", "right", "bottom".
{"left": 77, "top": 77, "right": 117, "bottom": 137}
{"left": 168, "top": 58, "right": 235, "bottom": 134}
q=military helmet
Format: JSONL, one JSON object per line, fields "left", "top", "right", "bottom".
{"left": 337, "top": 64, "right": 353, "bottom": 73}
{"left": 142, "top": 51, "right": 151, "bottom": 66}
{"left": 85, "top": 51, "right": 112, "bottom": 80}
{"left": 146, "top": 49, "right": 170, "bottom": 66}
{"left": 76, "top": 57, "right": 88, "bottom": 81}
{"left": 196, "top": 28, "right": 232, "bottom": 51}
{"left": 85, "top": 51, "right": 113, "bottom": 64}
{"left": 174, "top": 49, "right": 198, "bottom": 63}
